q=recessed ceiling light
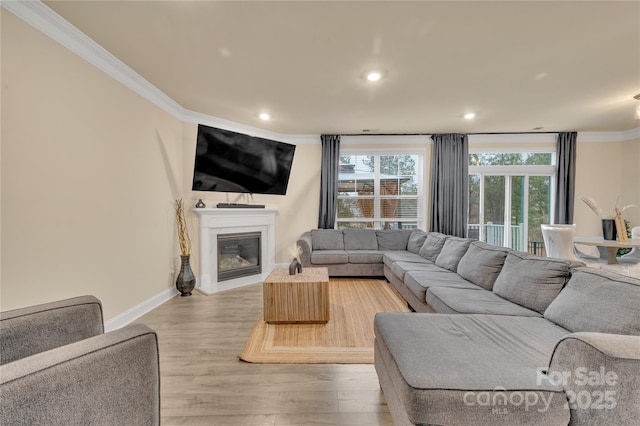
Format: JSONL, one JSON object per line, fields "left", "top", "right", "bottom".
{"left": 259, "top": 113, "right": 271, "bottom": 121}
{"left": 366, "top": 72, "right": 382, "bottom": 82}
{"left": 463, "top": 113, "right": 476, "bottom": 120}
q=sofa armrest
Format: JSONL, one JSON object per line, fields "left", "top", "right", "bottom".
{"left": 0, "top": 323, "right": 160, "bottom": 425}
{"left": 0, "top": 295, "right": 104, "bottom": 365}
{"left": 548, "top": 332, "right": 640, "bottom": 425}
{"left": 297, "top": 231, "right": 313, "bottom": 267}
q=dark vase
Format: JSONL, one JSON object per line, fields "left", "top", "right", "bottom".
{"left": 289, "top": 258, "right": 303, "bottom": 275}
{"left": 601, "top": 219, "right": 617, "bottom": 241}
{"left": 176, "top": 255, "right": 196, "bottom": 296}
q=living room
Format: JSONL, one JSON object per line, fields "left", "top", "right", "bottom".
{"left": 2, "top": 1, "right": 639, "bottom": 425}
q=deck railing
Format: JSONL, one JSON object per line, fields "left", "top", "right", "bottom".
{"left": 467, "top": 223, "right": 545, "bottom": 255}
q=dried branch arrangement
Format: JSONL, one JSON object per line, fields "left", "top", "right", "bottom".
{"left": 288, "top": 243, "right": 302, "bottom": 261}
{"left": 579, "top": 196, "right": 607, "bottom": 218}
{"left": 579, "top": 195, "right": 637, "bottom": 220}
{"left": 174, "top": 198, "right": 191, "bottom": 256}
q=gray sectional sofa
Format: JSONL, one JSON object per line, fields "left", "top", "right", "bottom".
{"left": 298, "top": 228, "right": 640, "bottom": 425}
{"left": 297, "top": 228, "right": 420, "bottom": 277}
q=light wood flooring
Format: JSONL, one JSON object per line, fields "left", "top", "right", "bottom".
{"left": 135, "top": 282, "right": 394, "bottom": 426}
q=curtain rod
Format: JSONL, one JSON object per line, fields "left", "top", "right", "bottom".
{"left": 337, "top": 131, "right": 562, "bottom": 136}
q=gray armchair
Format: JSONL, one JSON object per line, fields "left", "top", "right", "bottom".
{"left": 0, "top": 296, "right": 160, "bottom": 425}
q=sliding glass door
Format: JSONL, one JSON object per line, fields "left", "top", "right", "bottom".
{"left": 468, "top": 152, "right": 554, "bottom": 252}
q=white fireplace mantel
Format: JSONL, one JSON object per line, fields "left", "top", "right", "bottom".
{"left": 194, "top": 208, "right": 278, "bottom": 294}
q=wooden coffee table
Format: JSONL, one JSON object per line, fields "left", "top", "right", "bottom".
{"left": 263, "top": 267, "right": 330, "bottom": 324}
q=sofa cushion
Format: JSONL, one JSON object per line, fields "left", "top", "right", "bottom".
{"left": 310, "top": 250, "right": 348, "bottom": 265}
{"left": 418, "top": 232, "right": 448, "bottom": 262}
{"left": 434, "top": 237, "right": 472, "bottom": 272}
{"left": 493, "top": 252, "right": 572, "bottom": 314}
{"left": 456, "top": 241, "right": 510, "bottom": 290}
{"left": 311, "top": 229, "right": 344, "bottom": 250}
{"left": 390, "top": 261, "right": 445, "bottom": 282}
{"left": 343, "top": 229, "right": 378, "bottom": 250}
{"left": 427, "top": 287, "right": 542, "bottom": 317}
{"left": 374, "top": 313, "right": 570, "bottom": 425}
{"left": 544, "top": 267, "right": 640, "bottom": 335}
{"left": 406, "top": 230, "right": 428, "bottom": 254}
{"left": 375, "top": 229, "right": 412, "bottom": 251}
{"left": 347, "top": 250, "right": 383, "bottom": 264}
{"left": 382, "top": 251, "right": 428, "bottom": 267}
{"left": 404, "top": 270, "right": 479, "bottom": 303}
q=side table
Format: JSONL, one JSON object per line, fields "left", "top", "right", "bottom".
{"left": 263, "top": 267, "right": 329, "bottom": 324}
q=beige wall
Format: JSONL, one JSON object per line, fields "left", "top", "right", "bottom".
{"left": 620, "top": 138, "right": 640, "bottom": 228}
{"left": 574, "top": 140, "right": 624, "bottom": 236}
{"left": 1, "top": 12, "right": 183, "bottom": 319}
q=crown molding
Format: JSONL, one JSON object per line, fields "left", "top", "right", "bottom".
{"left": 4, "top": 1, "right": 639, "bottom": 145}
{"left": 620, "top": 127, "right": 640, "bottom": 141}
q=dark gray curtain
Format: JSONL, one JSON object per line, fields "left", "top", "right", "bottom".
{"left": 429, "top": 134, "right": 469, "bottom": 237}
{"left": 554, "top": 132, "right": 577, "bottom": 224}
{"left": 318, "top": 135, "right": 340, "bottom": 229}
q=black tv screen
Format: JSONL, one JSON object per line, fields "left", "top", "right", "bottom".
{"left": 192, "top": 124, "right": 296, "bottom": 195}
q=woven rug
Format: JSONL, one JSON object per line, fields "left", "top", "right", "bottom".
{"left": 239, "top": 278, "right": 410, "bottom": 364}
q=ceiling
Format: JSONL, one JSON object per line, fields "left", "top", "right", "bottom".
{"left": 44, "top": 1, "right": 640, "bottom": 135}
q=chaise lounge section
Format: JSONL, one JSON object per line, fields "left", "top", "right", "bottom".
{"left": 374, "top": 267, "right": 640, "bottom": 425}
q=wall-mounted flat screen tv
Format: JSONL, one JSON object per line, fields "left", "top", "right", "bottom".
{"left": 192, "top": 124, "right": 296, "bottom": 195}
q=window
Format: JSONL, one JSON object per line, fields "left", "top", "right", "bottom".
{"left": 337, "top": 153, "right": 424, "bottom": 230}
{"left": 468, "top": 152, "right": 555, "bottom": 252}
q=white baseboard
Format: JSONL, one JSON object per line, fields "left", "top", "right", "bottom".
{"left": 105, "top": 265, "right": 291, "bottom": 330}
{"left": 104, "top": 287, "right": 179, "bottom": 332}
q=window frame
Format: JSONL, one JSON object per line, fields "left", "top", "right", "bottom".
{"left": 468, "top": 148, "right": 556, "bottom": 249}
{"left": 337, "top": 148, "right": 425, "bottom": 230}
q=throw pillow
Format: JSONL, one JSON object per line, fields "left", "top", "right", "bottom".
{"left": 434, "top": 237, "right": 472, "bottom": 272}
{"left": 457, "top": 241, "right": 510, "bottom": 290}
{"left": 493, "top": 251, "right": 571, "bottom": 314}
{"left": 418, "top": 232, "right": 449, "bottom": 262}
{"left": 407, "top": 230, "right": 428, "bottom": 254}
{"left": 311, "top": 229, "right": 344, "bottom": 250}
{"left": 544, "top": 267, "right": 640, "bottom": 335}
{"left": 375, "top": 230, "right": 412, "bottom": 251}
{"left": 343, "top": 229, "right": 378, "bottom": 250}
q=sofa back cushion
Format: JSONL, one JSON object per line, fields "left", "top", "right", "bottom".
{"left": 434, "top": 237, "right": 472, "bottom": 272}
{"left": 406, "top": 230, "right": 428, "bottom": 254}
{"left": 457, "top": 241, "right": 511, "bottom": 290}
{"left": 544, "top": 267, "right": 640, "bottom": 335}
{"left": 343, "top": 229, "right": 378, "bottom": 250}
{"left": 493, "top": 252, "right": 571, "bottom": 314}
{"left": 311, "top": 229, "right": 344, "bottom": 250}
{"left": 418, "top": 232, "right": 448, "bottom": 262}
{"left": 375, "top": 230, "right": 412, "bottom": 251}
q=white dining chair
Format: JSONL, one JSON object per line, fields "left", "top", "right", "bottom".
{"left": 540, "top": 224, "right": 582, "bottom": 262}
{"left": 619, "top": 226, "right": 640, "bottom": 263}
